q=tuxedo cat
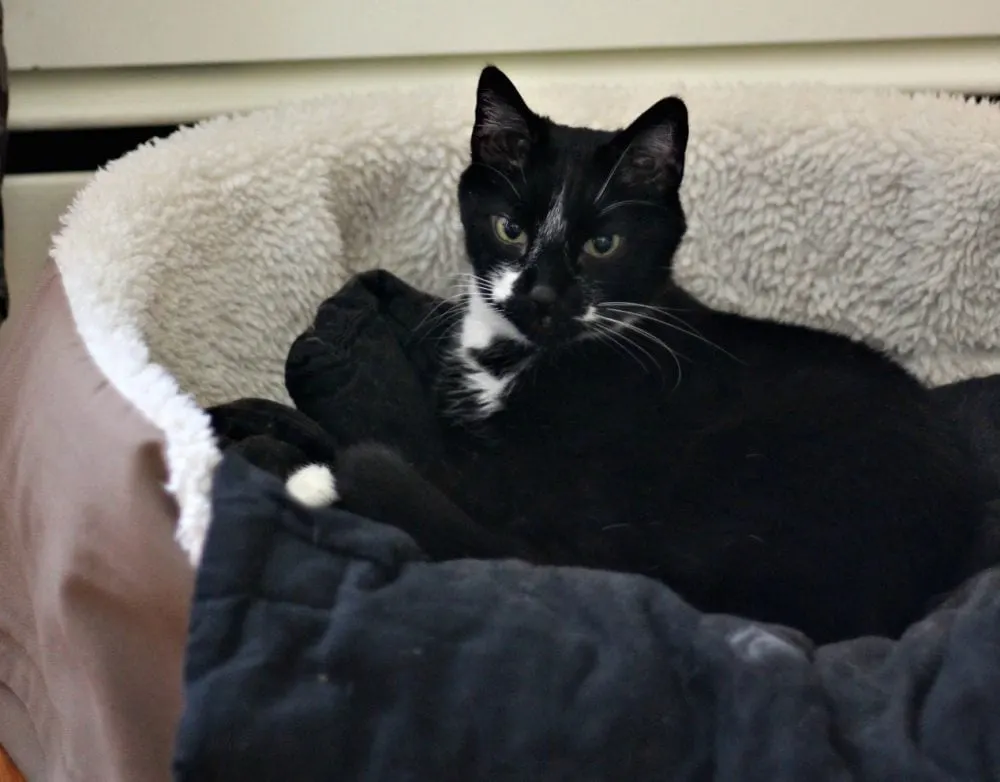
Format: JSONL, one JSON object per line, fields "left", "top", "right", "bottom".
{"left": 288, "top": 66, "right": 994, "bottom": 643}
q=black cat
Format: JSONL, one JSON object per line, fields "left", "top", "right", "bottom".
{"left": 293, "top": 66, "right": 994, "bottom": 644}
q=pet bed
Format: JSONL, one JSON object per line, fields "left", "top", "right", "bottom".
{"left": 0, "top": 78, "right": 998, "bottom": 781}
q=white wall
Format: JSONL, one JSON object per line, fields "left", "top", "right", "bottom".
{"left": 7, "top": 0, "right": 1000, "bottom": 70}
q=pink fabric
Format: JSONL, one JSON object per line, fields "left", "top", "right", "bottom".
{"left": 0, "top": 263, "right": 193, "bottom": 781}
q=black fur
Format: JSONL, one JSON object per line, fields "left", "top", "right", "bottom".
{"left": 336, "top": 66, "right": 994, "bottom": 643}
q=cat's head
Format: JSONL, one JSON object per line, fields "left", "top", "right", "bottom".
{"left": 457, "top": 65, "right": 688, "bottom": 349}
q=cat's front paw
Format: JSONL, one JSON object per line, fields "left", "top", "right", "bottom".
{"left": 285, "top": 463, "right": 340, "bottom": 508}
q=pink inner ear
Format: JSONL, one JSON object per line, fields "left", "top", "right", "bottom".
{"left": 478, "top": 93, "right": 528, "bottom": 138}
{"left": 622, "top": 125, "right": 678, "bottom": 188}
{"left": 639, "top": 125, "right": 676, "bottom": 164}
{"left": 478, "top": 132, "right": 529, "bottom": 169}
{"left": 475, "top": 95, "right": 532, "bottom": 168}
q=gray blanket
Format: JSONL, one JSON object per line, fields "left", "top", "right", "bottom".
{"left": 175, "top": 452, "right": 1000, "bottom": 781}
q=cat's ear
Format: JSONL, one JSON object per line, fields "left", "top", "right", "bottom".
{"left": 607, "top": 97, "right": 688, "bottom": 191}
{"left": 472, "top": 65, "right": 538, "bottom": 170}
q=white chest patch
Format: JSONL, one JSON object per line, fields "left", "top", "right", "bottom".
{"left": 449, "top": 279, "right": 531, "bottom": 419}
{"left": 463, "top": 368, "right": 517, "bottom": 416}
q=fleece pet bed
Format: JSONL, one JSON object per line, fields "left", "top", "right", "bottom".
{"left": 0, "top": 78, "right": 998, "bottom": 780}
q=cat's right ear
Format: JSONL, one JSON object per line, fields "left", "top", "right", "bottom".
{"left": 606, "top": 96, "right": 689, "bottom": 192}
{"left": 472, "top": 66, "right": 537, "bottom": 170}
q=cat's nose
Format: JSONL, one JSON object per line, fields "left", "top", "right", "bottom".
{"left": 528, "top": 284, "right": 557, "bottom": 309}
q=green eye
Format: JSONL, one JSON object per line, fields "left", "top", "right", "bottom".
{"left": 492, "top": 215, "right": 527, "bottom": 246}
{"left": 583, "top": 234, "right": 623, "bottom": 258}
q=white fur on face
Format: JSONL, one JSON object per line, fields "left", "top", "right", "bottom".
{"left": 538, "top": 187, "right": 567, "bottom": 243}
{"left": 527, "top": 187, "right": 567, "bottom": 266}
{"left": 460, "top": 280, "right": 527, "bottom": 350}
{"left": 490, "top": 265, "right": 521, "bottom": 304}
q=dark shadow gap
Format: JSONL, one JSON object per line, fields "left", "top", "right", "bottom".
{"left": 5, "top": 93, "right": 996, "bottom": 177}
{"left": 7, "top": 123, "right": 185, "bottom": 175}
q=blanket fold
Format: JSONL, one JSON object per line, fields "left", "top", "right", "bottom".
{"left": 285, "top": 270, "right": 453, "bottom": 472}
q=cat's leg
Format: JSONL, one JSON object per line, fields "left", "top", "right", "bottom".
{"left": 286, "top": 443, "right": 542, "bottom": 563}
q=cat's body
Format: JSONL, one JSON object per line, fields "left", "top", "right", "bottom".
{"left": 424, "top": 285, "right": 983, "bottom": 642}
{"left": 299, "top": 67, "right": 994, "bottom": 643}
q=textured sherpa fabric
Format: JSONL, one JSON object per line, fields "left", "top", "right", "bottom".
{"left": 48, "top": 78, "right": 1000, "bottom": 563}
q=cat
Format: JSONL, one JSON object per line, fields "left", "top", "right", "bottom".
{"left": 288, "top": 66, "right": 995, "bottom": 644}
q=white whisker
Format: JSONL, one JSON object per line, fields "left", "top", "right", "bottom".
{"left": 471, "top": 162, "right": 522, "bottom": 200}
{"left": 413, "top": 275, "right": 474, "bottom": 335}
{"left": 592, "top": 315, "right": 670, "bottom": 380}
{"left": 601, "top": 300, "right": 693, "bottom": 315}
{"left": 592, "top": 136, "right": 639, "bottom": 206}
{"left": 596, "top": 313, "right": 676, "bottom": 355}
{"left": 602, "top": 303, "right": 744, "bottom": 363}
{"left": 593, "top": 313, "right": 683, "bottom": 390}
{"left": 416, "top": 305, "right": 464, "bottom": 336}
{"left": 587, "top": 321, "right": 651, "bottom": 375}
{"left": 596, "top": 199, "right": 671, "bottom": 218}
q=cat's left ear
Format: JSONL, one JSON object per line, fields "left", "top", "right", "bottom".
{"left": 471, "top": 65, "right": 539, "bottom": 170}
{"left": 608, "top": 96, "right": 689, "bottom": 191}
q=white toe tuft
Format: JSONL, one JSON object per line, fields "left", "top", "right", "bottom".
{"left": 285, "top": 463, "right": 339, "bottom": 507}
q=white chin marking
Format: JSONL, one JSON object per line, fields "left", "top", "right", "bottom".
{"left": 286, "top": 464, "right": 339, "bottom": 508}
{"left": 490, "top": 266, "right": 521, "bottom": 304}
{"left": 460, "top": 279, "right": 528, "bottom": 351}
{"left": 581, "top": 304, "right": 598, "bottom": 323}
